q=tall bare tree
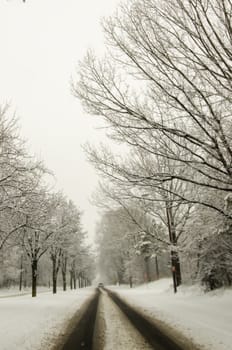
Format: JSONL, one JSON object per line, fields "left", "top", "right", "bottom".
{"left": 0, "top": 106, "right": 46, "bottom": 251}
{"left": 74, "top": 0, "right": 232, "bottom": 217}
{"left": 21, "top": 190, "right": 60, "bottom": 297}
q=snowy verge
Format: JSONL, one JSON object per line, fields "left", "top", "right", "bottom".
{"left": 108, "top": 279, "right": 232, "bottom": 350}
{"left": 0, "top": 287, "right": 95, "bottom": 350}
{"left": 0, "top": 286, "right": 51, "bottom": 298}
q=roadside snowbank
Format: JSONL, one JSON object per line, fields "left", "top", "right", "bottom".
{"left": 0, "top": 288, "right": 95, "bottom": 350}
{"left": 110, "top": 279, "right": 232, "bottom": 350}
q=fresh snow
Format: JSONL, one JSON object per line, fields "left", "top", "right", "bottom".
{"left": 1, "top": 281, "right": 231, "bottom": 350}
{"left": 0, "top": 288, "right": 95, "bottom": 350}
{"left": 110, "top": 278, "right": 232, "bottom": 350}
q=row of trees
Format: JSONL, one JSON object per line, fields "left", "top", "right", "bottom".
{"left": 0, "top": 105, "right": 95, "bottom": 296}
{"left": 74, "top": 0, "right": 232, "bottom": 291}
{"left": 95, "top": 206, "right": 169, "bottom": 287}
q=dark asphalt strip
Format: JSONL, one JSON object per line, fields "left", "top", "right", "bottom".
{"left": 60, "top": 290, "right": 99, "bottom": 350}
{"left": 106, "top": 289, "right": 185, "bottom": 350}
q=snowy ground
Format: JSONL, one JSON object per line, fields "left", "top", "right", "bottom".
{"left": 0, "top": 287, "right": 95, "bottom": 350}
{"left": 1, "top": 281, "right": 231, "bottom": 350}
{"left": 110, "top": 279, "right": 232, "bottom": 350}
{"left": 0, "top": 286, "right": 51, "bottom": 297}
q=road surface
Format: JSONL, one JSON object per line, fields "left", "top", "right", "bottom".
{"left": 57, "top": 288, "right": 200, "bottom": 350}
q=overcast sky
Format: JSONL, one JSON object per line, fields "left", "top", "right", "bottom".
{"left": 0, "top": 0, "right": 121, "bottom": 241}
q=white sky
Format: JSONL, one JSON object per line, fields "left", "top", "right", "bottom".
{"left": 0, "top": 0, "right": 121, "bottom": 241}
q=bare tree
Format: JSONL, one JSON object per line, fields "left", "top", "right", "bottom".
{"left": 49, "top": 197, "right": 84, "bottom": 293}
{"left": 74, "top": 0, "right": 232, "bottom": 217}
{"left": 0, "top": 106, "right": 46, "bottom": 252}
{"left": 21, "top": 189, "right": 60, "bottom": 297}
{"left": 89, "top": 143, "right": 196, "bottom": 289}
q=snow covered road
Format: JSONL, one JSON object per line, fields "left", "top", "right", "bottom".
{"left": 1, "top": 280, "right": 231, "bottom": 350}
{"left": 94, "top": 290, "right": 153, "bottom": 350}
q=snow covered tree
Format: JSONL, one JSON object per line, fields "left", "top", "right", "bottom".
{"left": 21, "top": 189, "right": 60, "bottom": 297}
{"left": 49, "top": 197, "right": 87, "bottom": 293}
{"left": 89, "top": 150, "right": 192, "bottom": 291}
{"left": 73, "top": 0, "right": 232, "bottom": 292}
{"left": 74, "top": 0, "right": 232, "bottom": 217}
{"left": 0, "top": 246, "right": 21, "bottom": 288}
{"left": 95, "top": 209, "right": 133, "bottom": 285}
{"left": 0, "top": 106, "right": 49, "bottom": 290}
{"left": 0, "top": 106, "right": 44, "bottom": 251}
{"left": 184, "top": 193, "right": 232, "bottom": 289}
{"left": 49, "top": 194, "right": 70, "bottom": 294}
{"left": 0, "top": 106, "right": 92, "bottom": 294}
{"left": 95, "top": 204, "right": 168, "bottom": 286}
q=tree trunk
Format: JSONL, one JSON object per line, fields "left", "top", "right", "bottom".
{"left": 129, "top": 276, "right": 133, "bottom": 288}
{"left": 166, "top": 203, "right": 182, "bottom": 292}
{"left": 52, "top": 258, "right": 57, "bottom": 294}
{"left": 226, "top": 272, "right": 232, "bottom": 286}
{"left": 171, "top": 252, "right": 177, "bottom": 293}
{"left": 53, "top": 276, "right": 57, "bottom": 294}
{"left": 19, "top": 255, "right": 23, "bottom": 291}
{"left": 23, "top": 265, "right": 27, "bottom": 289}
{"left": 174, "top": 252, "right": 181, "bottom": 286}
{"left": 61, "top": 256, "right": 67, "bottom": 291}
{"left": 62, "top": 270, "right": 67, "bottom": 291}
{"left": 144, "top": 256, "right": 151, "bottom": 282}
{"left": 51, "top": 252, "right": 61, "bottom": 294}
{"left": 155, "top": 255, "right": 159, "bottom": 280}
{"left": 70, "top": 271, "right": 73, "bottom": 289}
{"left": 31, "top": 259, "right": 37, "bottom": 297}
{"left": 117, "top": 271, "right": 123, "bottom": 285}
{"left": 73, "top": 271, "right": 76, "bottom": 289}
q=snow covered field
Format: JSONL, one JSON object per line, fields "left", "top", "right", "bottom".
{"left": 110, "top": 279, "right": 232, "bottom": 350}
{"left": 0, "top": 288, "right": 95, "bottom": 350}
